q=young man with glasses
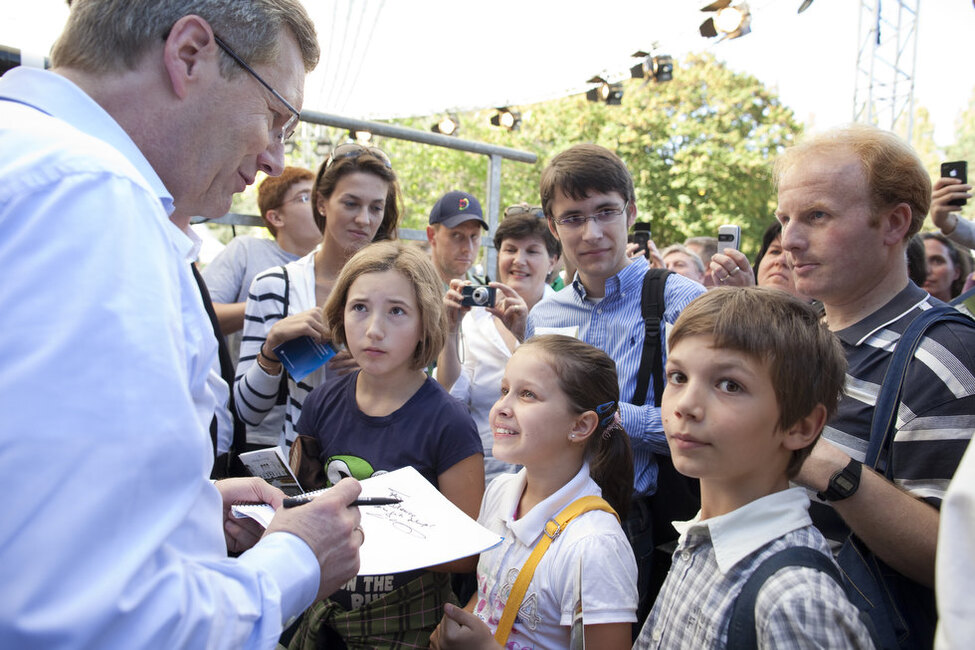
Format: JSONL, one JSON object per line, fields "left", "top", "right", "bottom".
{"left": 525, "top": 143, "right": 705, "bottom": 630}
{"left": 0, "top": 2, "right": 366, "bottom": 648}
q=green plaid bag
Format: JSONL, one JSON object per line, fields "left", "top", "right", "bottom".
{"left": 286, "top": 571, "right": 456, "bottom": 650}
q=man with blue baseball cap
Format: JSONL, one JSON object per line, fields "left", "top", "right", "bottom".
{"left": 427, "top": 190, "right": 489, "bottom": 287}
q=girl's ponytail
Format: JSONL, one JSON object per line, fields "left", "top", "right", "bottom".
{"left": 587, "top": 410, "right": 634, "bottom": 519}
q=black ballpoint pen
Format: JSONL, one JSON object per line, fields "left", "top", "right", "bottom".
{"left": 283, "top": 496, "right": 402, "bottom": 509}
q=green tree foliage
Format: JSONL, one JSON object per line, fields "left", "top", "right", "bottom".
{"left": 904, "top": 106, "right": 940, "bottom": 177}
{"left": 378, "top": 52, "right": 802, "bottom": 257}
{"left": 222, "top": 52, "right": 802, "bottom": 258}
{"left": 608, "top": 52, "right": 802, "bottom": 254}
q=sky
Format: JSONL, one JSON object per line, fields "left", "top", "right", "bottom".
{"left": 2, "top": 0, "right": 973, "bottom": 147}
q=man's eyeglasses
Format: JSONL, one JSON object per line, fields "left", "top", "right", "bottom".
{"left": 213, "top": 34, "right": 300, "bottom": 144}
{"left": 504, "top": 204, "right": 545, "bottom": 219}
{"left": 325, "top": 143, "right": 393, "bottom": 169}
{"left": 279, "top": 191, "right": 311, "bottom": 207}
{"left": 553, "top": 201, "right": 629, "bottom": 229}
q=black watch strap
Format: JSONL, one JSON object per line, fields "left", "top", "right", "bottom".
{"left": 816, "top": 459, "right": 863, "bottom": 502}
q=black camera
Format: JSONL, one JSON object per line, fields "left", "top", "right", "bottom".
{"left": 461, "top": 285, "right": 496, "bottom": 307}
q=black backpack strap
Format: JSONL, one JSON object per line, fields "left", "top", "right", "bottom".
{"left": 280, "top": 264, "right": 290, "bottom": 315}
{"left": 634, "top": 268, "right": 671, "bottom": 407}
{"left": 275, "top": 265, "right": 291, "bottom": 405}
{"left": 191, "top": 263, "right": 247, "bottom": 477}
{"left": 727, "top": 547, "right": 843, "bottom": 649}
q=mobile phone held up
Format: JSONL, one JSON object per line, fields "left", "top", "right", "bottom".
{"left": 941, "top": 161, "right": 968, "bottom": 207}
{"left": 717, "top": 224, "right": 741, "bottom": 253}
{"left": 628, "top": 222, "right": 652, "bottom": 257}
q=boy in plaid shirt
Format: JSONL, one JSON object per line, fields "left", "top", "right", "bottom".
{"left": 634, "top": 287, "right": 874, "bottom": 649}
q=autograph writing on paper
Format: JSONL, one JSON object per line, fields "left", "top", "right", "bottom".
{"left": 362, "top": 488, "right": 433, "bottom": 539}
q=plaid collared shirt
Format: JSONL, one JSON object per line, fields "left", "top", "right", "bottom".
{"left": 634, "top": 492, "right": 875, "bottom": 649}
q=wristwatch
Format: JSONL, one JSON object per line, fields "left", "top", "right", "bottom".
{"left": 816, "top": 459, "right": 863, "bottom": 502}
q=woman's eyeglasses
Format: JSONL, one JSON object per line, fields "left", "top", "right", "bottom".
{"left": 325, "top": 143, "right": 392, "bottom": 170}
{"left": 503, "top": 204, "right": 545, "bottom": 219}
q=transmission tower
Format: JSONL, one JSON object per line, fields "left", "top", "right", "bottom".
{"left": 853, "top": 0, "right": 920, "bottom": 140}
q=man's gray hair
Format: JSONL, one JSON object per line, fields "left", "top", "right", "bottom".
{"left": 51, "top": 0, "right": 319, "bottom": 77}
{"left": 661, "top": 244, "right": 705, "bottom": 274}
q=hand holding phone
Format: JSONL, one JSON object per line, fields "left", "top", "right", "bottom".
{"left": 941, "top": 161, "right": 968, "bottom": 207}
{"left": 628, "top": 222, "right": 652, "bottom": 257}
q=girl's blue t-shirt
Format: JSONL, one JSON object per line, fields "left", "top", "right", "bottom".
{"left": 296, "top": 371, "right": 483, "bottom": 610}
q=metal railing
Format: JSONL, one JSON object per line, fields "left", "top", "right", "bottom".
{"left": 200, "top": 110, "right": 539, "bottom": 274}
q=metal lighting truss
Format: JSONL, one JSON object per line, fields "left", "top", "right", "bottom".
{"left": 853, "top": 0, "right": 920, "bottom": 140}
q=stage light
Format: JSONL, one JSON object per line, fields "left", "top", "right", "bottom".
{"left": 631, "top": 51, "right": 674, "bottom": 84}
{"left": 431, "top": 114, "right": 459, "bottom": 136}
{"left": 652, "top": 55, "right": 673, "bottom": 82}
{"left": 715, "top": 6, "right": 746, "bottom": 32}
{"left": 700, "top": 1, "right": 751, "bottom": 40}
{"left": 630, "top": 52, "right": 651, "bottom": 79}
{"left": 586, "top": 84, "right": 607, "bottom": 102}
{"left": 585, "top": 76, "right": 623, "bottom": 105}
{"left": 490, "top": 107, "right": 521, "bottom": 131}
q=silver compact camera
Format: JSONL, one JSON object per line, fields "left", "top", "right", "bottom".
{"left": 460, "top": 285, "right": 497, "bottom": 307}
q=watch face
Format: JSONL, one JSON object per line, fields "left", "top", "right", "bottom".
{"left": 835, "top": 474, "right": 856, "bottom": 493}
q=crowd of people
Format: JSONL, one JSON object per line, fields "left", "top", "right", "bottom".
{"left": 3, "top": 1, "right": 975, "bottom": 649}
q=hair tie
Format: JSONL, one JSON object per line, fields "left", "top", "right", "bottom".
{"left": 602, "top": 412, "right": 623, "bottom": 440}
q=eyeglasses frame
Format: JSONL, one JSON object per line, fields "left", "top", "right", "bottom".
{"left": 552, "top": 201, "right": 630, "bottom": 229}
{"left": 278, "top": 191, "right": 312, "bottom": 209}
{"left": 213, "top": 33, "right": 300, "bottom": 144}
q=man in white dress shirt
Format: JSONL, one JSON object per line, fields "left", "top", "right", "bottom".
{"left": 0, "top": 1, "right": 364, "bottom": 648}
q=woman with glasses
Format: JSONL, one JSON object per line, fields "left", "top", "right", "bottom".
{"left": 436, "top": 211, "right": 561, "bottom": 484}
{"left": 234, "top": 143, "right": 400, "bottom": 451}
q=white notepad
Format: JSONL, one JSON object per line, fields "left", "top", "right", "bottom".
{"left": 233, "top": 465, "right": 502, "bottom": 575}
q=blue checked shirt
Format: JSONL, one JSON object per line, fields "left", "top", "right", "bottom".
{"left": 525, "top": 258, "right": 705, "bottom": 496}
{"left": 633, "top": 488, "right": 875, "bottom": 649}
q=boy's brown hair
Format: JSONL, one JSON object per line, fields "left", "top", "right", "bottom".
{"left": 539, "top": 144, "right": 636, "bottom": 221}
{"left": 668, "top": 287, "right": 847, "bottom": 478}
{"left": 257, "top": 166, "right": 314, "bottom": 236}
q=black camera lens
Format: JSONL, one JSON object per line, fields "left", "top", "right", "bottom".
{"left": 472, "top": 287, "right": 490, "bottom": 304}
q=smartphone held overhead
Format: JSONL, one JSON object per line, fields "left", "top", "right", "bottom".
{"left": 717, "top": 225, "right": 740, "bottom": 252}
{"left": 941, "top": 161, "right": 968, "bottom": 207}
{"left": 628, "top": 222, "right": 652, "bottom": 257}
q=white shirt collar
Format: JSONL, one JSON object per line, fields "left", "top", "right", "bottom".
{"left": 505, "top": 463, "right": 592, "bottom": 545}
{"left": 674, "top": 487, "right": 813, "bottom": 573}
{"left": 180, "top": 224, "right": 204, "bottom": 263}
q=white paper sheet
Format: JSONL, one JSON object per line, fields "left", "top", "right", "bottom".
{"left": 232, "top": 465, "right": 502, "bottom": 575}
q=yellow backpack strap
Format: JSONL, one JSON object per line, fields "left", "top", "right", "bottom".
{"left": 493, "top": 496, "right": 618, "bottom": 646}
